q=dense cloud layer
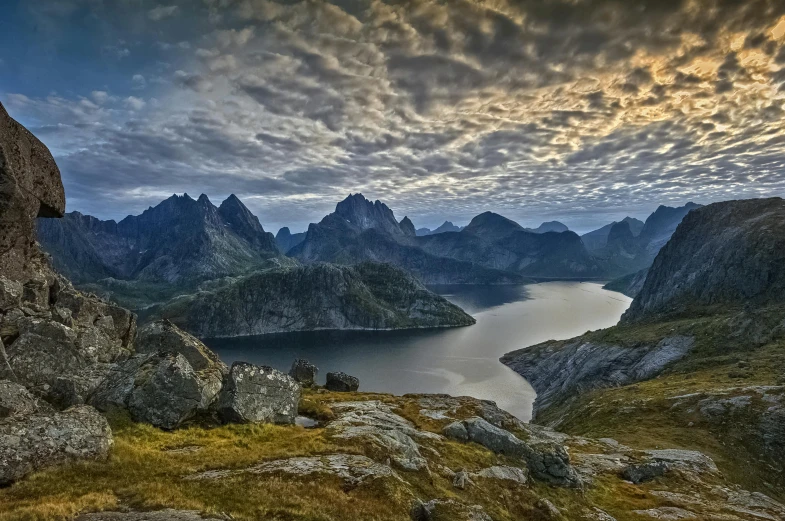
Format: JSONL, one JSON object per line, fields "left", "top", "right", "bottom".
{"left": 3, "top": 0, "right": 785, "bottom": 231}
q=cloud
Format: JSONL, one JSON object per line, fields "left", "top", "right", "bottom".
{"left": 148, "top": 5, "right": 180, "bottom": 21}
{"left": 6, "top": 0, "right": 785, "bottom": 232}
{"left": 124, "top": 96, "right": 146, "bottom": 110}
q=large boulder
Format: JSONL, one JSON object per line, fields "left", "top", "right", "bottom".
{"left": 217, "top": 362, "right": 301, "bottom": 424}
{"left": 0, "top": 405, "right": 112, "bottom": 485}
{"left": 91, "top": 352, "right": 221, "bottom": 430}
{"left": 289, "top": 358, "right": 318, "bottom": 386}
{"left": 325, "top": 371, "right": 359, "bottom": 392}
{"left": 0, "top": 102, "right": 66, "bottom": 282}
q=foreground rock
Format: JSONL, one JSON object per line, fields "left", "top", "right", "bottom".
{"left": 91, "top": 352, "right": 221, "bottom": 430}
{"left": 0, "top": 380, "right": 50, "bottom": 418}
{"left": 325, "top": 371, "right": 359, "bottom": 392}
{"left": 0, "top": 405, "right": 112, "bottom": 485}
{"left": 136, "top": 319, "right": 227, "bottom": 375}
{"left": 217, "top": 363, "right": 301, "bottom": 424}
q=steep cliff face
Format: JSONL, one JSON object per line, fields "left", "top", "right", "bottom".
{"left": 334, "top": 193, "right": 414, "bottom": 238}
{"left": 161, "top": 262, "right": 476, "bottom": 337}
{"left": 38, "top": 193, "right": 281, "bottom": 286}
{"left": 623, "top": 198, "right": 785, "bottom": 322}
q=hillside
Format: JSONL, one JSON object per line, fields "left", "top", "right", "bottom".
{"left": 502, "top": 198, "right": 785, "bottom": 497}
{"left": 159, "top": 262, "right": 476, "bottom": 337}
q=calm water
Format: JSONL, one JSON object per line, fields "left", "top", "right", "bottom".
{"left": 206, "top": 282, "right": 631, "bottom": 421}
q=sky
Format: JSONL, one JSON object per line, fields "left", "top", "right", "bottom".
{"left": 3, "top": 0, "right": 785, "bottom": 233}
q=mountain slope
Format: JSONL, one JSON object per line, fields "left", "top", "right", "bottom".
{"left": 415, "top": 221, "right": 463, "bottom": 236}
{"left": 160, "top": 262, "right": 476, "bottom": 337}
{"left": 624, "top": 198, "right": 785, "bottom": 322}
{"left": 526, "top": 220, "right": 569, "bottom": 233}
{"left": 581, "top": 216, "right": 643, "bottom": 252}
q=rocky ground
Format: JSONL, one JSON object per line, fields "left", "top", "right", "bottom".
{"left": 4, "top": 389, "right": 785, "bottom": 521}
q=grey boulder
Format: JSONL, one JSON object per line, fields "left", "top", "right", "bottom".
{"left": 0, "top": 405, "right": 112, "bottom": 485}
{"left": 325, "top": 371, "right": 359, "bottom": 392}
{"left": 217, "top": 362, "right": 301, "bottom": 424}
{"left": 91, "top": 352, "right": 221, "bottom": 430}
{"left": 289, "top": 358, "right": 318, "bottom": 386}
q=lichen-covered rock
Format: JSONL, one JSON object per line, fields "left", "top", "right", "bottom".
{"left": 0, "top": 380, "right": 50, "bottom": 418}
{"left": 471, "top": 465, "right": 528, "bottom": 484}
{"left": 289, "top": 358, "right": 318, "bottom": 386}
{"left": 91, "top": 352, "right": 221, "bottom": 430}
{"left": 217, "top": 362, "right": 300, "bottom": 424}
{"left": 0, "top": 277, "right": 23, "bottom": 311}
{"left": 328, "top": 400, "right": 439, "bottom": 471}
{"left": 0, "top": 405, "right": 112, "bottom": 485}
{"left": 326, "top": 371, "right": 359, "bottom": 392}
{"left": 410, "top": 499, "right": 492, "bottom": 521}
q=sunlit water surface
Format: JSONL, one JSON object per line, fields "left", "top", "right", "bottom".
{"left": 206, "top": 282, "right": 631, "bottom": 420}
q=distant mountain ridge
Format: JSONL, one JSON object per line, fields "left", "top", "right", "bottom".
{"left": 581, "top": 216, "right": 643, "bottom": 252}
{"left": 293, "top": 197, "right": 604, "bottom": 281}
{"left": 38, "top": 193, "right": 279, "bottom": 286}
{"left": 275, "top": 227, "right": 306, "bottom": 254}
{"left": 416, "top": 221, "right": 464, "bottom": 236}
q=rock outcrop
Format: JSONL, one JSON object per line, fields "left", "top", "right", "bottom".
{"left": 0, "top": 405, "right": 112, "bottom": 485}
{"left": 444, "top": 417, "right": 580, "bottom": 486}
{"left": 217, "top": 363, "right": 301, "bottom": 424}
{"left": 501, "top": 336, "right": 694, "bottom": 419}
{"left": 161, "top": 262, "right": 475, "bottom": 337}
{"left": 0, "top": 103, "right": 66, "bottom": 282}
{"left": 624, "top": 198, "right": 785, "bottom": 322}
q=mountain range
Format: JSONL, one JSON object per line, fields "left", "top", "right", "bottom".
{"left": 38, "top": 193, "right": 279, "bottom": 285}
{"left": 38, "top": 192, "right": 702, "bottom": 309}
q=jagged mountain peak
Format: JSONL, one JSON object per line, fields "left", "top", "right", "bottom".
{"left": 334, "top": 193, "right": 407, "bottom": 236}
{"left": 399, "top": 216, "right": 416, "bottom": 237}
